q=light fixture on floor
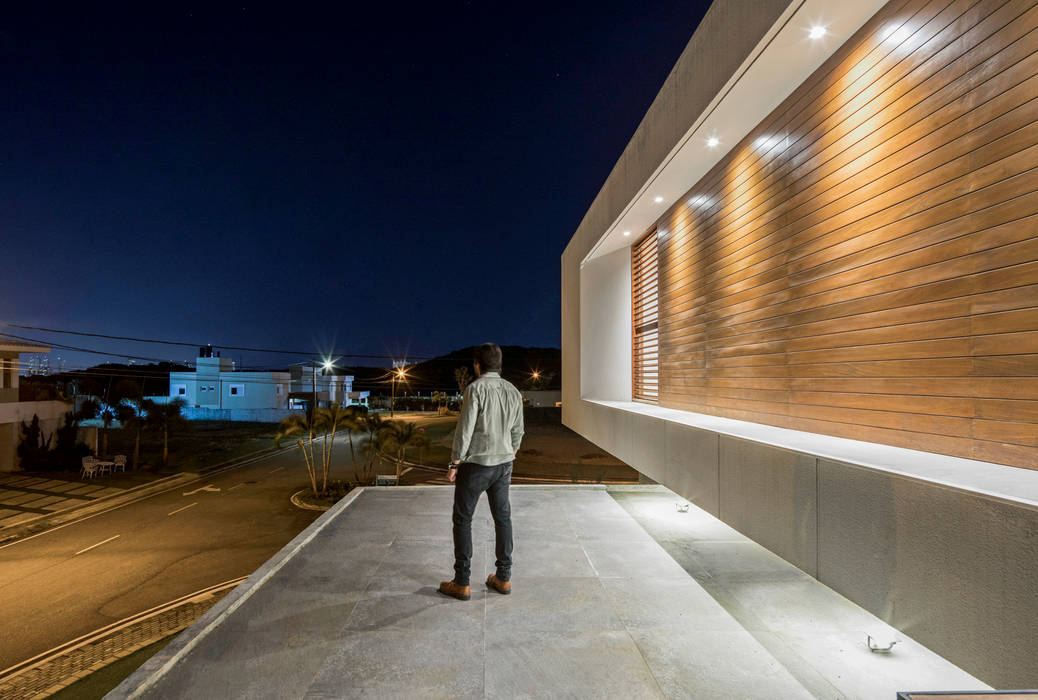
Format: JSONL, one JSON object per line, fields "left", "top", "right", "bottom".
{"left": 675, "top": 502, "right": 690, "bottom": 513}
{"left": 866, "top": 634, "right": 898, "bottom": 653}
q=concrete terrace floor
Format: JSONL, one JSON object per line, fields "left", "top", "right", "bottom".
{"left": 110, "top": 485, "right": 989, "bottom": 699}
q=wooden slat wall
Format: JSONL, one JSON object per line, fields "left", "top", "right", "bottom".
{"left": 633, "top": 230, "right": 661, "bottom": 403}
{"left": 654, "top": 0, "right": 1038, "bottom": 469}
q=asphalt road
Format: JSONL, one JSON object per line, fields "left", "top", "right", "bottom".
{"left": 0, "top": 439, "right": 347, "bottom": 671}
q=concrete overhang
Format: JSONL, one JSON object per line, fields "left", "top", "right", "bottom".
{"left": 580, "top": 0, "right": 888, "bottom": 266}
{"left": 0, "top": 341, "right": 51, "bottom": 354}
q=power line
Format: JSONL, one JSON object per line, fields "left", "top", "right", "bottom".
{"left": 0, "top": 322, "right": 434, "bottom": 360}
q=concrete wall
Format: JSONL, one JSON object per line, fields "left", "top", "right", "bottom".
{"left": 179, "top": 407, "right": 297, "bottom": 423}
{"left": 0, "top": 400, "right": 73, "bottom": 471}
{"left": 579, "top": 246, "right": 631, "bottom": 403}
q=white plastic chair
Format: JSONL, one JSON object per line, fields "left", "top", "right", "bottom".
{"left": 113, "top": 455, "right": 127, "bottom": 473}
{"left": 80, "top": 457, "right": 98, "bottom": 479}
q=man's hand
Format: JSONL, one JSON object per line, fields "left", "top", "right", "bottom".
{"left": 448, "top": 464, "right": 459, "bottom": 482}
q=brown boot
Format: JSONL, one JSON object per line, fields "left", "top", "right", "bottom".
{"left": 486, "top": 574, "right": 511, "bottom": 595}
{"left": 438, "top": 580, "right": 471, "bottom": 601}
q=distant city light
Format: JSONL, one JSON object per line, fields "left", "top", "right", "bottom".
{"left": 706, "top": 136, "right": 720, "bottom": 148}
{"left": 809, "top": 25, "right": 827, "bottom": 39}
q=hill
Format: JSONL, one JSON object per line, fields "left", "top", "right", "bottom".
{"left": 349, "top": 346, "right": 560, "bottom": 394}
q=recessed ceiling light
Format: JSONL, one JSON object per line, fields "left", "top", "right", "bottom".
{"left": 706, "top": 137, "right": 720, "bottom": 148}
{"left": 623, "top": 230, "right": 631, "bottom": 236}
{"left": 654, "top": 196, "right": 664, "bottom": 203}
{"left": 809, "top": 25, "right": 826, "bottom": 39}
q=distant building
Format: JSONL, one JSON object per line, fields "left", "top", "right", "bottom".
{"left": 26, "top": 354, "right": 50, "bottom": 376}
{"left": 168, "top": 347, "right": 367, "bottom": 417}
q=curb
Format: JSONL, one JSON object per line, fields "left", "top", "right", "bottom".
{"left": 290, "top": 489, "right": 330, "bottom": 511}
{"left": 0, "top": 577, "right": 246, "bottom": 700}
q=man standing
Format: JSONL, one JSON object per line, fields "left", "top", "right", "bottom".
{"left": 439, "top": 343, "right": 524, "bottom": 601}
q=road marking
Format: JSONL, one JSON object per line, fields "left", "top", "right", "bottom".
{"left": 228, "top": 483, "right": 246, "bottom": 491}
{"left": 0, "top": 434, "right": 341, "bottom": 551}
{"left": 183, "top": 484, "right": 221, "bottom": 496}
{"left": 168, "top": 502, "right": 198, "bottom": 516}
{"left": 268, "top": 467, "right": 284, "bottom": 474}
{"left": 75, "top": 534, "right": 120, "bottom": 555}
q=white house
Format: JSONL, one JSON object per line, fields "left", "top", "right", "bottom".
{"left": 168, "top": 348, "right": 363, "bottom": 416}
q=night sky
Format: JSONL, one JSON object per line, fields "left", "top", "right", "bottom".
{"left": 2, "top": 2, "right": 710, "bottom": 370}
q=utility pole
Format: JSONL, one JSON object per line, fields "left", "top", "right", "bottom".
{"left": 312, "top": 361, "right": 317, "bottom": 415}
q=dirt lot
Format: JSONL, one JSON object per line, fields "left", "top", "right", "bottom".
{"left": 411, "top": 409, "right": 639, "bottom": 484}
{"left": 103, "top": 421, "right": 280, "bottom": 473}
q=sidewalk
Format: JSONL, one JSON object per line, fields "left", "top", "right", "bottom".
{"left": 0, "top": 471, "right": 187, "bottom": 531}
{"left": 110, "top": 485, "right": 990, "bottom": 699}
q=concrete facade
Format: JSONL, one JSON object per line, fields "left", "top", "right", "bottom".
{"left": 561, "top": 0, "right": 1038, "bottom": 688}
{"left": 0, "top": 400, "right": 72, "bottom": 472}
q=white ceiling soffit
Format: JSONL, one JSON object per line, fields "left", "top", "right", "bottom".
{"left": 582, "top": 0, "right": 889, "bottom": 265}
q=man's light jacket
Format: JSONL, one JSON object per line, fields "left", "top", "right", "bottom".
{"left": 451, "top": 370, "right": 524, "bottom": 466}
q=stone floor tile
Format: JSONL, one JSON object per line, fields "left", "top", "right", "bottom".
{"left": 508, "top": 536, "right": 595, "bottom": 578}
{"left": 629, "top": 629, "right": 814, "bottom": 700}
{"left": 485, "top": 576, "right": 622, "bottom": 632}
{"left": 344, "top": 587, "right": 483, "bottom": 633}
{"left": 485, "top": 629, "right": 664, "bottom": 700}
{"left": 304, "top": 627, "right": 483, "bottom": 699}
{"left": 581, "top": 538, "right": 689, "bottom": 580}
{"left": 600, "top": 576, "right": 743, "bottom": 632}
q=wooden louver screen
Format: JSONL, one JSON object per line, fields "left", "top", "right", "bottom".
{"left": 632, "top": 229, "right": 659, "bottom": 403}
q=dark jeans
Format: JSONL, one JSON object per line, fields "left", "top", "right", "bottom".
{"left": 452, "top": 461, "right": 513, "bottom": 587}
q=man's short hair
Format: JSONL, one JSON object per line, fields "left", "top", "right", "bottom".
{"left": 474, "top": 343, "right": 503, "bottom": 371}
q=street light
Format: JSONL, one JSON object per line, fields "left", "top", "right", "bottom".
{"left": 313, "top": 357, "right": 334, "bottom": 413}
{"left": 391, "top": 365, "right": 408, "bottom": 418}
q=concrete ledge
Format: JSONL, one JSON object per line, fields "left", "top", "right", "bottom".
{"left": 107, "top": 486, "right": 368, "bottom": 699}
{"left": 579, "top": 399, "right": 1038, "bottom": 688}
{"left": 586, "top": 399, "right": 1038, "bottom": 509}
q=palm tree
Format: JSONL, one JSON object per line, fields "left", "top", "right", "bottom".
{"left": 276, "top": 412, "right": 320, "bottom": 497}
{"left": 118, "top": 397, "right": 148, "bottom": 470}
{"left": 313, "top": 405, "right": 359, "bottom": 492}
{"left": 454, "top": 366, "right": 472, "bottom": 395}
{"left": 361, "top": 412, "right": 386, "bottom": 475}
{"left": 377, "top": 420, "right": 429, "bottom": 483}
{"left": 144, "top": 398, "right": 188, "bottom": 468}
{"left": 98, "top": 403, "right": 117, "bottom": 458}
{"left": 337, "top": 405, "right": 365, "bottom": 462}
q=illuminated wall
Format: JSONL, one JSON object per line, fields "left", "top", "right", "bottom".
{"left": 651, "top": 0, "right": 1038, "bottom": 469}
